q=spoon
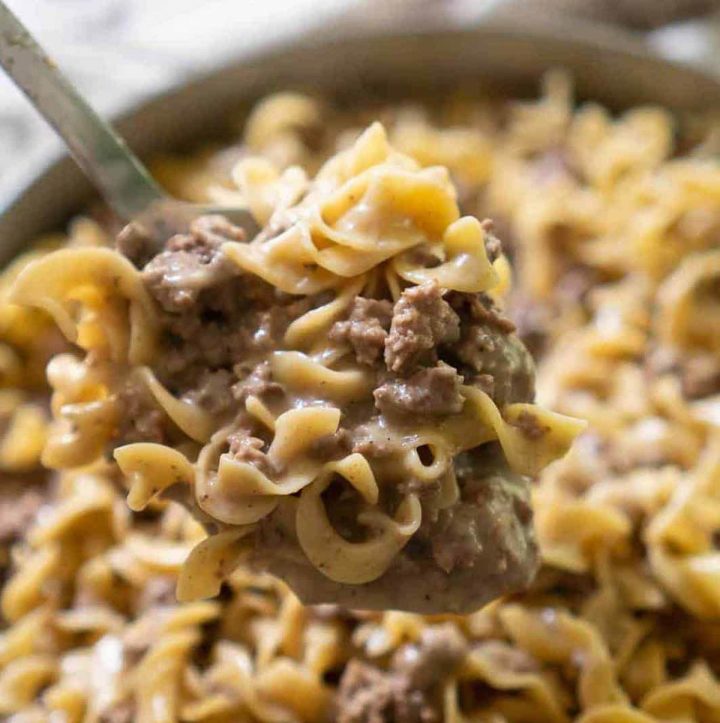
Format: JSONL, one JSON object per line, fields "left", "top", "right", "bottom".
{"left": 0, "top": 1, "right": 259, "bottom": 244}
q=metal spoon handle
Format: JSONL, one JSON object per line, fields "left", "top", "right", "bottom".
{"left": 0, "top": 1, "right": 166, "bottom": 220}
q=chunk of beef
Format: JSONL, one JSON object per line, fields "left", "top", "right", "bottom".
{"left": 335, "top": 660, "right": 439, "bottom": 723}
{"left": 392, "top": 624, "right": 467, "bottom": 688}
{"left": 374, "top": 363, "right": 464, "bottom": 416}
{"left": 445, "top": 295, "right": 534, "bottom": 407}
{"left": 426, "top": 448, "right": 536, "bottom": 577}
{"left": 385, "top": 282, "right": 460, "bottom": 375}
{"left": 646, "top": 347, "right": 720, "bottom": 400}
{"left": 336, "top": 625, "right": 465, "bottom": 722}
{"left": 309, "top": 428, "right": 352, "bottom": 461}
{"left": 227, "top": 429, "right": 275, "bottom": 476}
{"left": 429, "top": 504, "right": 488, "bottom": 573}
{"left": 232, "top": 361, "right": 283, "bottom": 402}
{"left": 142, "top": 215, "right": 244, "bottom": 313}
{"left": 446, "top": 291, "right": 516, "bottom": 335}
{"left": 329, "top": 297, "right": 393, "bottom": 366}
{"left": 157, "top": 279, "right": 309, "bottom": 384}
{"left": 0, "top": 475, "right": 48, "bottom": 544}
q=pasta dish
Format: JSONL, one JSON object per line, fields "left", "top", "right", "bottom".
{"left": 0, "top": 75, "right": 718, "bottom": 721}
{"left": 11, "top": 112, "right": 580, "bottom": 614}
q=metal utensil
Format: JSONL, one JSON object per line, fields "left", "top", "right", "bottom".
{"left": 0, "top": 1, "right": 258, "bottom": 244}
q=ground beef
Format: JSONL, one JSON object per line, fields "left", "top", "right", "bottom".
{"left": 335, "top": 660, "right": 439, "bottom": 723}
{"left": 374, "top": 363, "right": 464, "bottom": 416}
{"left": 440, "top": 289, "right": 529, "bottom": 401}
{"left": 446, "top": 291, "right": 516, "bottom": 335}
{"left": 428, "top": 504, "right": 488, "bottom": 572}
{"left": 392, "top": 624, "right": 468, "bottom": 688}
{"left": 309, "top": 428, "right": 352, "bottom": 461}
{"left": 119, "top": 207, "right": 541, "bottom": 615}
{"left": 227, "top": 430, "right": 275, "bottom": 476}
{"left": 232, "top": 361, "right": 284, "bottom": 402}
{"left": 385, "top": 282, "right": 460, "bottom": 375}
{"left": 141, "top": 215, "right": 244, "bottom": 313}
{"left": 115, "top": 379, "right": 167, "bottom": 446}
{"left": 646, "top": 347, "right": 720, "bottom": 400}
{"left": 329, "top": 297, "right": 393, "bottom": 366}
{"left": 182, "top": 369, "right": 235, "bottom": 416}
{"left": 423, "top": 446, "right": 536, "bottom": 577}
{"left": 0, "top": 475, "right": 48, "bottom": 544}
{"left": 157, "top": 279, "right": 309, "bottom": 384}
{"left": 159, "top": 291, "right": 257, "bottom": 380}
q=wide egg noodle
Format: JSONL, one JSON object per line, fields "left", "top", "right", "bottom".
{"left": 41, "top": 353, "right": 120, "bottom": 469}
{"left": 393, "top": 215, "right": 499, "bottom": 293}
{"left": 269, "top": 350, "right": 373, "bottom": 403}
{"left": 134, "top": 367, "right": 214, "bottom": 444}
{"left": 9, "top": 246, "right": 158, "bottom": 365}
{"left": 114, "top": 442, "right": 196, "bottom": 512}
{"left": 283, "top": 276, "right": 365, "bottom": 350}
{"left": 194, "top": 425, "right": 280, "bottom": 527}
{"left": 295, "top": 454, "right": 421, "bottom": 585}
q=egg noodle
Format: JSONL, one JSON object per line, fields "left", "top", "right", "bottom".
{"left": 0, "top": 75, "right": 719, "bottom": 720}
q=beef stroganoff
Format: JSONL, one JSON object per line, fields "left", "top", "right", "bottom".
{"left": 1, "top": 76, "right": 720, "bottom": 721}
{"left": 12, "top": 116, "right": 581, "bottom": 614}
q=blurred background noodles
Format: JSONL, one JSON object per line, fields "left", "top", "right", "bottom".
{"left": 2, "top": 0, "right": 720, "bottom": 207}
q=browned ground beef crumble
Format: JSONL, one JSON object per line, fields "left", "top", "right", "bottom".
{"left": 329, "top": 297, "right": 393, "bottom": 366}
{"left": 336, "top": 625, "right": 467, "bottom": 723}
{"left": 384, "top": 282, "right": 461, "bottom": 375}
